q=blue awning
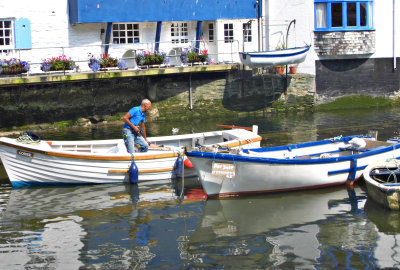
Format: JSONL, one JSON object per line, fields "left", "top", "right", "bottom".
{"left": 68, "top": 0, "right": 259, "bottom": 24}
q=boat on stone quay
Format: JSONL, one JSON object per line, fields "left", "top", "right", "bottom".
{"left": 186, "top": 135, "right": 400, "bottom": 198}
{"left": 0, "top": 127, "right": 261, "bottom": 188}
{"left": 362, "top": 158, "right": 400, "bottom": 210}
{"left": 239, "top": 46, "right": 311, "bottom": 67}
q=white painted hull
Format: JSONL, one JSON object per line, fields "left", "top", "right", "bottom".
{"left": 363, "top": 159, "right": 400, "bottom": 210}
{"left": 0, "top": 128, "right": 261, "bottom": 187}
{"left": 239, "top": 46, "right": 310, "bottom": 67}
{"left": 187, "top": 136, "right": 400, "bottom": 197}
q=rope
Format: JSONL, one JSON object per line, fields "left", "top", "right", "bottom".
{"left": 16, "top": 134, "right": 40, "bottom": 145}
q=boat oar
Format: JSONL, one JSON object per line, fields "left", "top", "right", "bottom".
{"left": 216, "top": 124, "right": 252, "bottom": 131}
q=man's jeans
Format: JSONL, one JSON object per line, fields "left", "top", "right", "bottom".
{"left": 122, "top": 128, "right": 149, "bottom": 153}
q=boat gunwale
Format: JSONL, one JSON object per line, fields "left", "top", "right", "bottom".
{"left": 0, "top": 136, "right": 262, "bottom": 161}
{"left": 363, "top": 161, "right": 400, "bottom": 191}
{"left": 186, "top": 138, "right": 400, "bottom": 165}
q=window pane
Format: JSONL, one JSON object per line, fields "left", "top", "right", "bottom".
{"left": 4, "top": 21, "right": 10, "bottom": 28}
{"left": 347, "top": 3, "right": 357, "bottom": 27}
{"left": 127, "top": 24, "right": 133, "bottom": 30}
{"left": 360, "top": 3, "right": 367, "bottom": 26}
{"left": 332, "top": 3, "right": 343, "bottom": 27}
{"left": 316, "top": 3, "right": 327, "bottom": 28}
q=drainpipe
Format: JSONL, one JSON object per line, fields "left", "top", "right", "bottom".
{"left": 195, "top": 21, "right": 202, "bottom": 53}
{"left": 155, "top": 21, "right": 162, "bottom": 52}
{"left": 104, "top": 22, "right": 112, "bottom": 55}
{"left": 394, "top": 0, "right": 397, "bottom": 70}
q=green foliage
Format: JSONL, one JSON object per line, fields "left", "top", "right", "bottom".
{"left": 316, "top": 95, "right": 394, "bottom": 111}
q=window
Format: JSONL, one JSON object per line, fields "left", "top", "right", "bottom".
{"left": 171, "top": 23, "right": 188, "bottom": 44}
{"left": 208, "top": 23, "right": 214, "bottom": 42}
{"left": 112, "top": 23, "right": 140, "bottom": 44}
{"left": 314, "top": 0, "right": 373, "bottom": 31}
{"left": 0, "top": 20, "right": 13, "bottom": 49}
{"left": 224, "top": 23, "right": 234, "bottom": 43}
{"left": 243, "top": 23, "right": 252, "bottom": 42}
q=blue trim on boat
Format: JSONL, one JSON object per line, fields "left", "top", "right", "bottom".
{"left": 328, "top": 165, "right": 367, "bottom": 176}
{"left": 186, "top": 136, "right": 400, "bottom": 165}
{"left": 240, "top": 46, "right": 310, "bottom": 58}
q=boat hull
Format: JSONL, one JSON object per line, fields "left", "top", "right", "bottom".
{"left": 363, "top": 160, "right": 400, "bottom": 210}
{"left": 239, "top": 46, "right": 310, "bottom": 67}
{"left": 0, "top": 129, "right": 261, "bottom": 187}
{"left": 187, "top": 136, "right": 400, "bottom": 197}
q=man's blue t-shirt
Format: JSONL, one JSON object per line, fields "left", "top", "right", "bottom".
{"left": 123, "top": 106, "right": 145, "bottom": 129}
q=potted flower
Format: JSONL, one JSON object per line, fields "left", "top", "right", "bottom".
{"left": 181, "top": 48, "right": 210, "bottom": 64}
{"left": 274, "top": 65, "right": 285, "bottom": 75}
{"left": 41, "top": 55, "right": 75, "bottom": 72}
{"left": 289, "top": 65, "right": 297, "bottom": 74}
{"left": 136, "top": 51, "right": 167, "bottom": 67}
{"left": 88, "top": 54, "right": 127, "bottom": 72}
{"left": 0, "top": 59, "right": 30, "bottom": 75}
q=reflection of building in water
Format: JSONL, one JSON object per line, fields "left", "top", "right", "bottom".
{"left": 0, "top": 182, "right": 182, "bottom": 269}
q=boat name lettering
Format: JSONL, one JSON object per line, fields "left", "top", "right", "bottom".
{"left": 17, "top": 150, "right": 34, "bottom": 158}
{"left": 212, "top": 163, "right": 236, "bottom": 179}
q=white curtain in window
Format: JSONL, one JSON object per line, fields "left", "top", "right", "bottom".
{"left": 316, "top": 3, "right": 327, "bottom": 28}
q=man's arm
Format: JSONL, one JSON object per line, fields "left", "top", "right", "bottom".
{"left": 123, "top": 112, "right": 140, "bottom": 133}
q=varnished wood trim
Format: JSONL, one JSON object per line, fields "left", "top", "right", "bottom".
{"left": 109, "top": 167, "right": 174, "bottom": 174}
{"left": 221, "top": 136, "right": 262, "bottom": 148}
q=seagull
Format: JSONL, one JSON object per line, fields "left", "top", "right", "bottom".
{"left": 172, "top": 128, "right": 180, "bottom": 135}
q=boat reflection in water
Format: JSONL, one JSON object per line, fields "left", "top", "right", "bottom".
{"left": 2, "top": 181, "right": 400, "bottom": 268}
{"left": 0, "top": 179, "right": 204, "bottom": 269}
{"left": 187, "top": 186, "right": 384, "bottom": 268}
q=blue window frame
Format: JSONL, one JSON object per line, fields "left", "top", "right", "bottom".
{"left": 314, "top": 0, "right": 374, "bottom": 31}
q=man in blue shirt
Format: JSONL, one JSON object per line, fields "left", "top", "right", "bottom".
{"left": 122, "top": 99, "right": 152, "bottom": 153}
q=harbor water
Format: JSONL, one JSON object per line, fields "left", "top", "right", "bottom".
{"left": 1, "top": 107, "right": 400, "bottom": 269}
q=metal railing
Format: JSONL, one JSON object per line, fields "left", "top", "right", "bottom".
{"left": 0, "top": 39, "right": 242, "bottom": 75}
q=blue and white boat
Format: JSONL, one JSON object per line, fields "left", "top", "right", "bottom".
{"left": 186, "top": 135, "right": 400, "bottom": 198}
{"left": 239, "top": 46, "right": 311, "bottom": 67}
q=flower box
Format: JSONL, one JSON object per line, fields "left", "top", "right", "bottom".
{"left": 41, "top": 55, "right": 75, "bottom": 72}
{"left": 0, "top": 59, "right": 30, "bottom": 75}
{"left": 136, "top": 51, "right": 168, "bottom": 66}
{"left": 88, "top": 54, "right": 127, "bottom": 72}
{"left": 1, "top": 66, "right": 27, "bottom": 75}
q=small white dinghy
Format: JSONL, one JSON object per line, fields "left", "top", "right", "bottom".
{"left": 239, "top": 46, "right": 310, "bottom": 67}
{"left": 186, "top": 136, "right": 400, "bottom": 198}
{"left": 363, "top": 159, "right": 400, "bottom": 210}
{"left": 0, "top": 127, "right": 261, "bottom": 187}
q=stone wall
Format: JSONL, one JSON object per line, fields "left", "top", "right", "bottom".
{"left": 0, "top": 70, "right": 316, "bottom": 128}
{"left": 314, "top": 31, "right": 375, "bottom": 56}
{"left": 315, "top": 57, "right": 400, "bottom": 104}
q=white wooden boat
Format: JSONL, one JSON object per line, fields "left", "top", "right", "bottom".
{"left": 0, "top": 127, "right": 261, "bottom": 187}
{"left": 363, "top": 159, "right": 400, "bottom": 210}
{"left": 186, "top": 135, "right": 400, "bottom": 198}
{"left": 239, "top": 46, "right": 310, "bottom": 67}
